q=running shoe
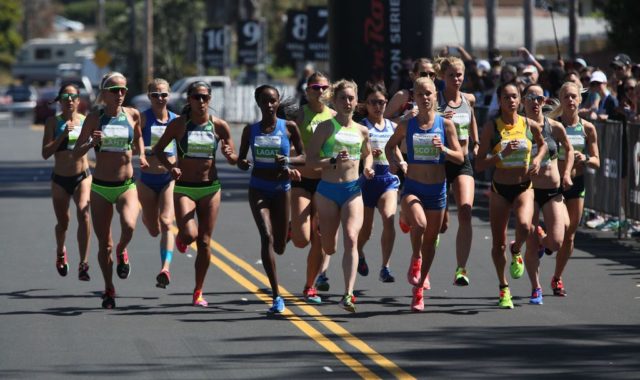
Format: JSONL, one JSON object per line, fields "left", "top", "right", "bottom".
{"left": 407, "top": 256, "right": 421, "bottom": 286}
{"left": 156, "top": 270, "right": 170, "bottom": 289}
{"left": 339, "top": 293, "right": 356, "bottom": 313}
{"left": 101, "top": 288, "right": 116, "bottom": 309}
{"left": 509, "top": 241, "right": 524, "bottom": 279}
{"left": 598, "top": 218, "right": 620, "bottom": 232}
{"left": 116, "top": 249, "right": 130, "bottom": 279}
{"left": 193, "top": 290, "right": 208, "bottom": 307}
{"left": 585, "top": 215, "right": 605, "bottom": 229}
{"left": 529, "top": 288, "right": 543, "bottom": 305}
{"left": 399, "top": 218, "right": 410, "bottom": 234}
{"left": 544, "top": 248, "right": 554, "bottom": 256}
{"left": 551, "top": 277, "right": 567, "bottom": 296}
{"left": 315, "top": 273, "right": 330, "bottom": 292}
{"left": 498, "top": 287, "right": 514, "bottom": 309}
{"left": 357, "top": 256, "right": 369, "bottom": 276}
{"left": 78, "top": 262, "right": 90, "bottom": 281}
{"left": 453, "top": 267, "right": 469, "bottom": 286}
{"left": 268, "top": 296, "right": 285, "bottom": 314}
{"left": 56, "top": 248, "right": 69, "bottom": 277}
{"left": 536, "top": 226, "right": 546, "bottom": 258}
{"left": 379, "top": 267, "right": 395, "bottom": 283}
{"left": 175, "top": 235, "right": 188, "bottom": 254}
{"left": 411, "top": 286, "right": 424, "bottom": 312}
{"left": 303, "top": 286, "right": 321, "bottom": 304}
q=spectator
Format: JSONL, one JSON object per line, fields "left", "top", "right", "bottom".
{"left": 586, "top": 70, "right": 618, "bottom": 121}
{"left": 296, "top": 63, "right": 314, "bottom": 106}
{"left": 487, "top": 65, "right": 517, "bottom": 118}
{"left": 610, "top": 53, "right": 633, "bottom": 98}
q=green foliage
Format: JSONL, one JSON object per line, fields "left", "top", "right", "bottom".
{"left": 0, "top": 0, "right": 23, "bottom": 69}
{"left": 602, "top": 0, "right": 640, "bottom": 59}
{"left": 62, "top": 0, "right": 127, "bottom": 26}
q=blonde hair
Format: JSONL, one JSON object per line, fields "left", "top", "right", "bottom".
{"left": 96, "top": 71, "right": 126, "bottom": 106}
{"left": 413, "top": 77, "right": 438, "bottom": 111}
{"left": 321, "top": 79, "right": 358, "bottom": 106}
{"left": 437, "top": 56, "right": 465, "bottom": 78}
{"left": 147, "top": 78, "right": 170, "bottom": 93}
{"left": 548, "top": 81, "right": 582, "bottom": 119}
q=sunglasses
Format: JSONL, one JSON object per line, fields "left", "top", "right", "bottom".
{"left": 525, "top": 94, "right": 545, "bottom": 102}
{"left": 309, "top": 84, "right": 329, "bottom": 91}
{"left": 105, "top": 86, "right": 128, "bottom": 94}
{"left": 419, "top": 71, "right": 436, "bottom": 78}
{"left": 367, "top": 99, "right": 387, "bottom": 106}
{"left": 149, "top": 92, "right": 169, "bottom": 99}
{"left": 60, "top": 93, "right": 79, "bottom": 101}
{"left": 190, "top": 93, "right": 211, "bottom": 102}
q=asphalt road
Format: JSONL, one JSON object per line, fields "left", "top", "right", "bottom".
{"left": 1, "top": 112, "right": 639, "bottom": 379}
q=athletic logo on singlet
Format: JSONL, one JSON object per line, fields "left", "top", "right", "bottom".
{"left": 101, "top": 124, "right": 130, "bottom": 152}
{"left": 254, "top": 135, "right": 282, "bottom": 163}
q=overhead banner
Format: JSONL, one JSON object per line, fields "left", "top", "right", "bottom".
{"left": 584, "top": 121, "right": 622, "bottom": 216}
{"left": 627, "top": 123, "right": 640, "bottom": 220}
{"left": 329, "top": 0, "right": 434, "bottom": 90}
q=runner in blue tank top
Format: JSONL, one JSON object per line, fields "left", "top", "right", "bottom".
{"left": 74, "top": 72, "right": 148, "bottom": 309}
{"left": 385, "top": 76, "right": 464, "bottom": 312}
{"left": 237, "top": 85, "right": 305, "bottom": 314}
{"left": 355, "top": 82, "right": 401, "bottom": 284}
{"left": 42, "top": 83, "right": 92, "bottom": 281}
{"left": 153, "top": 81, "right": 238, "bottom": 308}
{"left": 137, "top": 78, "right": 179, "bottom": 289}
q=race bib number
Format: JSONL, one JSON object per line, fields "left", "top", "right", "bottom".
{"left": 412, "top": 133, "right": 440, "bottom": 161}
{"left": 149, "top": 125, "right": 174, "bottom": 153}
{"left": 370, "top": 135, "right": 390, "bottom": 164}
{"left": 101, "top": 124, "right": 130, "bottom": 152}
{"left": 451, "top": 113, "right": 470, "bottom": 140}
{"left": 186, "top": 131, "right": 215, "bottom": 158}
{"left": 334, "top": 130, "right": 361, "bottom": 160}
{"left": 499, "top": 139, "right": 529, "bottom": 167}
{"left": 67, "top": 125, "right": 81, "bottom": 150}
{"left": 254, "top": 135, "right": 282, "bottom": 163}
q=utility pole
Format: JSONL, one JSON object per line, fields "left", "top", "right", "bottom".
{"left": 128, "top": 0, "right": 138, "bottom": 92}
{"left": 486, "top": 0, "right": 496, "bottom": 55}
{"left": 464, "top": 0, "right": 472, "bottom": 53}
{"left": 425, "top": 0, "right": 436, "bottom": 57}
{"left": 569, "top": 0, "right": 578, "bottom": 59}
{"left": 97, "top": 0, "right": 105, "bottom": 35}
{"left": 144, "top": 0, "right": 153, "bottom": 86}
{"left": 524, "top": 0, "right": 534, "bottom": 53}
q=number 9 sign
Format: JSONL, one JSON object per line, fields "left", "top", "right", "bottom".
{"left": 237, "top": 20, "right": 264, "bottom": 65}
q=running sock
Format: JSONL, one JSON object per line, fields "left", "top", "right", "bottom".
{"left": 499, "top": 284, "right": 509, "bottom": 290}
{"left": 161, "top": 249, "right": 173, "bottom": 265}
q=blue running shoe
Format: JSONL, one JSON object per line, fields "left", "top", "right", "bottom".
{"left": 315, "top": 273, "right": 330, "bottom": 292}
{"left": 529, "top": 288, "right": 543, "bottom": 305}
{"left": 379, "top": 267, "right": 395, "bottom": 283}
{"left": 268, "top": 296, "right": 285, "bottom": 314}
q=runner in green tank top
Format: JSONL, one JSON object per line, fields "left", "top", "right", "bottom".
{"left": 292, "top": 72, "right": 337, "bottom": 304}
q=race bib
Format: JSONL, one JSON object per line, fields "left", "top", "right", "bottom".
{"left": 412, "top": 133, "right": 440, "bottom": 161}
{"left": 499, "top": 139, "right": 529, "bottom": 167}
{"left": 149, "top": 125, "right": 175, "bottom": 153}
{"left": 559, "top": 134, "right": 585, "bottom": 160}
{"left": 101, "top": 124, "right": 130, "bottom": 152}
{"left": 334, "top": 130, "right": 361, "bottom": 160}
{"left": 254, "top": 135, "right": 282, "bottom": 163}
{"left": 370, "top": 135, "right": 390, "bottom": 165}
{"left": 67, "top": 125, "right": 81, "bottom": 150}
{"left": 451, "top": 113, "right": 470, "bottom": 140}
{"left": 186, "top": 130, "right": 216, "bottom": 158}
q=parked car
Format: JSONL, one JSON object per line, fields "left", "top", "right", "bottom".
{"left": 130, "top": 76, "right": 231, "bottom": 115}
{"left": 0, "top": 84, "right": 38, "bottom": 115}
{"left": 53, "top": 16, "right": 85, "bottom": 32}
{"left": 33, "top": 87, "right": 58, "bottom": 124}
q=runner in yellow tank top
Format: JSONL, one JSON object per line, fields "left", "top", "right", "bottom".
{"left": 476, "top": 82, "right": 547, "bottom": 310}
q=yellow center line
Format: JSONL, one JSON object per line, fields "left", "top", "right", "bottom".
{"left": 210, "top": 240, "right": 415, "bottom": 380}
{"left": 169, "top": 227, "right": 379, "bottom": 379}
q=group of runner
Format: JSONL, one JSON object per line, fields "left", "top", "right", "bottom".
{"left": 42, "top": 58, "right": 599, "bottom": 312}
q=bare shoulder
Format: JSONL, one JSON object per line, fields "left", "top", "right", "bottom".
{"left": 462, "top": 92, "right": 476, "bottom": 106}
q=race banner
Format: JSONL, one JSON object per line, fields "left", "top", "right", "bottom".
{"left": 202, "top": 26, "right": 229, "bottom": 70}
{"left": 306, "top": 6, "right": 329, "bottom": 61}
{"left": 584, "top": 121, "right": 622, "bottom": 215}
{"left": 237, "top": 20, "right": 264, "bottom": 66}
{"left": 627, "top": 122, "right": 640, "bottom": 220}
{"left": 284, "top": 10, "right": 307, "bottom": 61}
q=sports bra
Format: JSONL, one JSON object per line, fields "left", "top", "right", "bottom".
{"left": 490, "top": 115, "right": 533, "bottom": 169}
{"left": 94, "top": 109, "right": 133, "bottom": 153}
{"left": 530, "top": 117, "right": 558, "bottom": 166}
{"left": 438, "top": 92, "right": 472, "bottom": 141}
{"left": 362, "top": 118, "right": 394, "bottom": 175}
{"left": 249, "top": 118, "right": 290, "bottom": 170}
{"left": 53, "top": 114, "right": 85, "bottom": 151}
{"left": 558, "top": 118, "right": 587, "bottom": 161}
{"left": 300, "top": 104, "right": 333, "bottom": 148}
{"left": 177, "top": 118, "right": 219, "bottom": 159}
{"left": 405, "top": 114, "right": 447, "bottom": 165}
{"left": 320, "top": 119, "right": 363, "bottom": 161}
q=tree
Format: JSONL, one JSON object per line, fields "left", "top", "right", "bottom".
{"left": 601, "top": 0, "right": 640, "bottom": 59}
{"left": 0, "top": 0, "right": 23, "bottom": 70}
